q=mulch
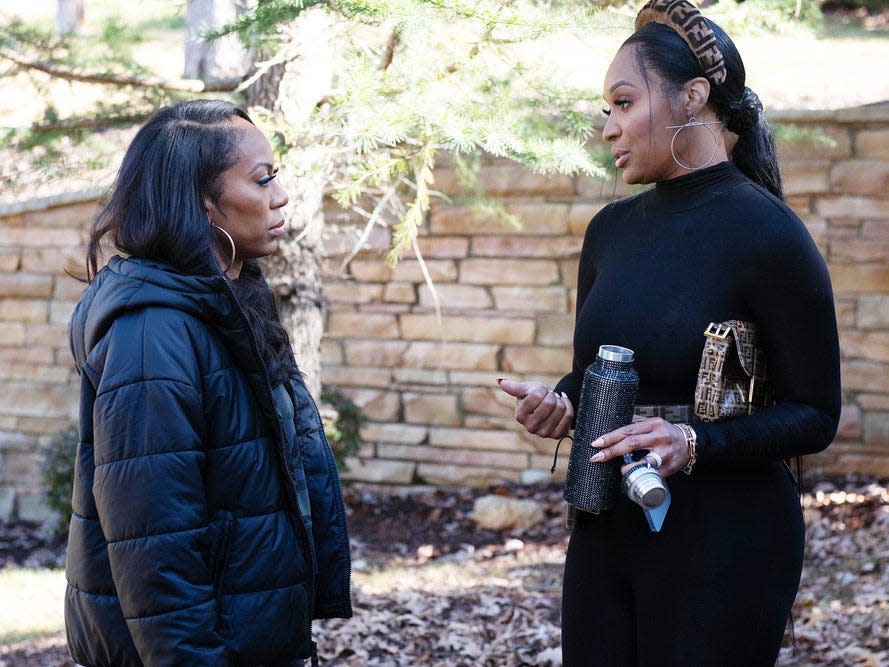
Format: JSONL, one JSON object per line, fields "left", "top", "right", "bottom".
{"left": 1, "top": 475, "right": 887, "bottom": 666}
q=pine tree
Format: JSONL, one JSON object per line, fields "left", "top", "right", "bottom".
{"left": 1, "top": 0, "right": 617, "bottom": 394}
{"left": 0, "top": 0, "right": 818, "bottom": 392}
{"left": 222, "top": 0, "right": 620, "bottom": 394}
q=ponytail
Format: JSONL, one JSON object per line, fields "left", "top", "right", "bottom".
{"left": 722, "top": 87, "right": 783, "bottom": 200}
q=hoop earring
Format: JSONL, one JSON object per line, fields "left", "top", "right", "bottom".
{"left": 666, "top": 116, "right": 722, "bottom": 171}
{"left": 211, "top": 224, "right": 236, "bottom": 274}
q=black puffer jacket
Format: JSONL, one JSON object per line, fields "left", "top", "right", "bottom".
{"left": 65, "top": 256, "right": 351, "bottom": 666}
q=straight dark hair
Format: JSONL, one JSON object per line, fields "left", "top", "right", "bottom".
{"left": 624, "top": 21, "right": 784, "bottom": 200}
{"left": 86, "top": 99, "right": 295, "bottom": 384}
{"left": 86, "top": 99, "right": 252, "bottom": 280}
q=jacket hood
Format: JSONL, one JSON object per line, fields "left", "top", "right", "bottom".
{"left": 69, "top": 256, "right": 237, "bottom": 370}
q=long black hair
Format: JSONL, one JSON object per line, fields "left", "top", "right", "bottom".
{"left": 87, "top": 99, "right": 295, "bottom": 384}
{"left": 624, "top": 21, "right": 784, "bottom": 200}
{"left": 87, "top": 99, "right": 252, "bottom": 279}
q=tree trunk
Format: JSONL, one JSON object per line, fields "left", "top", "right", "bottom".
{"left": 246, "top": 8, "right": 333, "bottom": 401}
{"left": 57, "top": 0, "right": 85, "bottom": 35}
{"left": 184, "top": 0, "right": 248, "bottom": 79}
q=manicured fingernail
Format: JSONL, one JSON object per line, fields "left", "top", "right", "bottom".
{"left": 497, "top": 378, "right": 504, "bottom": 384}
{"left": 590, "top": 452, "right": 605, "bottom": 462}
{"left": 591, "top": 438, "right": 604, "bottom": 449}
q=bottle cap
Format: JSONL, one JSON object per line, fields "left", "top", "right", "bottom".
{"left": 598, "top": 345, "right": 634, "bottom": 362}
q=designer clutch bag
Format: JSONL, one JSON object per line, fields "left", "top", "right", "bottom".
{"left": 693, "top": 320, "right": 773, "bottom": 422}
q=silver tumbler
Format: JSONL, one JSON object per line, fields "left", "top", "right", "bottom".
{"left": 564, "top": 345, "right": 639, "bottom": 513}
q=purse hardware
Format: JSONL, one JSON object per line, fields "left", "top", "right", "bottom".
{"left": 704, "top": 322, "right": 732, "bottom": 340}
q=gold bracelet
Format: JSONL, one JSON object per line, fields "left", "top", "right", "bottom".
{"left": 676, "top": 423, "right": 697, "bottom": 475}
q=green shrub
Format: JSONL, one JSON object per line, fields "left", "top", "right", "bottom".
{"left": 39, "top": 423, "right": 79, "bottom": 535}
{"left": 773, "top": 123, "right": 837, "bottom": 149}
{"left": 320, "top": 386, "right": 364, "bottom": 473}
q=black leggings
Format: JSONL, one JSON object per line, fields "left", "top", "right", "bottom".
{"left": 561, "top": 462, "right": 804, "bottom": 667}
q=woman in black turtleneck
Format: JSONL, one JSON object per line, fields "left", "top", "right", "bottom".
{"left": 498, "top": 2, "right": 840, "bottom": 665}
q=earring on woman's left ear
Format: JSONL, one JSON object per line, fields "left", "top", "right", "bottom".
{"left": 211, "top": 224, "right": 236, "bottom": 274}
{"left": 665, "top": 116, "right": 722, "bottom": 171}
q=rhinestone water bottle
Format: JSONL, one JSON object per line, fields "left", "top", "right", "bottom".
{"left": 564, "top": 345, "right": 639, "bottom": 513}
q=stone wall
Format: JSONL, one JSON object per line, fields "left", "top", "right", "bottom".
{"left": 0, "top": 192, "right": 99, "bottom": 519}
{"left": 0, "top": 106, "right": 887, "bottom": 520}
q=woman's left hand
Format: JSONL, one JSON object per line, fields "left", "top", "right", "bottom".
{"left": 588, "top": 417, "right": 689, "bottom": 478}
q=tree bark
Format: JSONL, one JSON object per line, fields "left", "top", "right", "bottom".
{"left": 246, "top": 8, "right": 333, "bottom": 401}
{"left": 0, "top": 48, "right": 240, "bottom": 92}
{"left": 184, "top": 0, "right": 248, "bottom": 80}
{"left": 57, "top": 0, "right": 85, "bottom": 35}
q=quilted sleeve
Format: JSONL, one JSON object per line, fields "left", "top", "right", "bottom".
{"left": 90, "top": 308, "right": 229, "bottom": 665}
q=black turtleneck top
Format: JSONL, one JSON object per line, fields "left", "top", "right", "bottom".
{"left": 554, "top": 161, "right": 841, "bottom": 466}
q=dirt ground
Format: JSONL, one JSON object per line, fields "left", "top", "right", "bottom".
{"left": 1, "top": 474, "right": 887, "bottom": 666}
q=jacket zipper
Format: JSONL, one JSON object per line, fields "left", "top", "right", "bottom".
{"left": 214, "top": 514, "right": 233, "bottom": 620}
{"left": 222, "top": 277, "right": 318, "bottom": 648}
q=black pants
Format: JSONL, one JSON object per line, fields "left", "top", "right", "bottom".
{"left": 561, "top": 462, "right": 803, "bottom": 667}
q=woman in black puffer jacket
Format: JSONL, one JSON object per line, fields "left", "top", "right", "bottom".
{"left": 65, "top": 100, "right": 351, "bottom": 666}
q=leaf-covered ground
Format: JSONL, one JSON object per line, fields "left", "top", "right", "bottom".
{"left": 1, "top": 475, "right": 886, "bottom": 666}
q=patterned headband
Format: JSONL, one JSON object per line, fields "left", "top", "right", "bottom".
{"left": 634, "top": 0, "right": 727, "bottom": 86}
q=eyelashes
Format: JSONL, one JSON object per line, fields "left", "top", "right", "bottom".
{"left": 603, "top": 99, "right": 631, "bottom": 117}
{"left": 257, "top": 170, "right": 279, "bottom": 186}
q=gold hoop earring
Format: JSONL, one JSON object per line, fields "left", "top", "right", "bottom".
{"left": 666, "top": 116, "right": 722, "bottom": 171}
{"left": 211, "top": 224, "right": 236, "bottom": 274}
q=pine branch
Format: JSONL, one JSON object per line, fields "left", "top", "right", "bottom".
{"left": 440, "top": 0, "right": 515, "bottom": 77}
{"left": 27, "top": 113, "right": 152, "bottom": 133}
{"left": 387, "top": 142, "right": 435, "bottom": 266}
{"left": 0, "top": 48, "right": 242, "bottom": 92}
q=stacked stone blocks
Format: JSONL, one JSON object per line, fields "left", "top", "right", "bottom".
{"left": 327, "top": 106, "right": 889, "bottom": 486}
{"left": 0, "top": 107, "right": 887, "bottom": 518}
{"left": 0, "top": 194, "right": 96, "bottom": 519}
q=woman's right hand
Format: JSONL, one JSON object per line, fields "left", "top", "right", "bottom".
{"left": 497, "top": 378, "right": 574, "bottom": 439}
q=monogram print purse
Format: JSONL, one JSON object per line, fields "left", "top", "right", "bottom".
{"left": 693, "top": 320, "right": 773, "bottom": 422}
